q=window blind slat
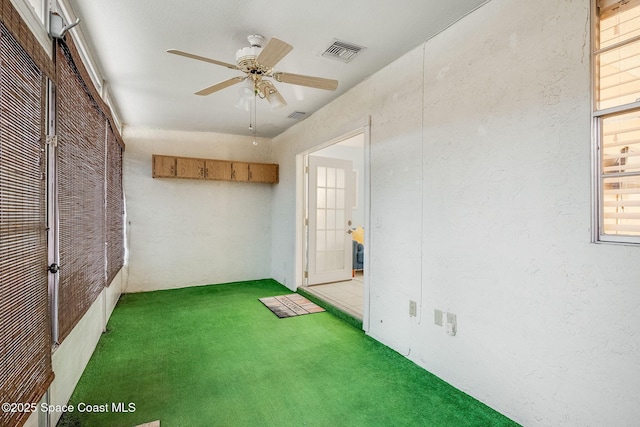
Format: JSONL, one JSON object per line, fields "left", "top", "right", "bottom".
{"left": 602, "top": 152, "right": 640, "bottom": 160}
{"left": 601, "top": 223, "right": 640, "bottom": 232}
{"left": 598, "top": 50, "right": 640, "bottom": 70}
{"left": 604, "top": 199, "right": 640, "bottom": 206}
{"left": 605, "top": 212, "right": 640, "bottom": 219}
{"left": 599, "top": 82, "right": 640, "bottom": 103}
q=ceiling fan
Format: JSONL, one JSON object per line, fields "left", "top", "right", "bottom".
{"left": 168, "top": 35, "right": 339, "bottom": 109}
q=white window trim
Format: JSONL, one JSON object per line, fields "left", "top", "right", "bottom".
{"left": 9, "top": 0, "right": 51, "bottom": 57}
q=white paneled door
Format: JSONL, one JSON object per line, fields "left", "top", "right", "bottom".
{"left": 308, "top": 155, "right": 353, "bottom": 285}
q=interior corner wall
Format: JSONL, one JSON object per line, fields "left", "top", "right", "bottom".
{"left": 122, "top": 127, "right": 273, "bottom": 292}
{"left": 271, "top": 0, "right": 640, "bottom": 425}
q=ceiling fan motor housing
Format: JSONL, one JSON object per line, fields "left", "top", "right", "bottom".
{"left": 236, "top": 34, "right": 269, "bottom": 74}
{"left": 236, "top": 46, "right": 261, "bottom": 72}
{"left": 247, "top": 34, "right": 265, "bottom": 47}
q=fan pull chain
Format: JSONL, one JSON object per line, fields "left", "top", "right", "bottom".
{"left": 252, "top": 93, "right": 258, "bottom": 146}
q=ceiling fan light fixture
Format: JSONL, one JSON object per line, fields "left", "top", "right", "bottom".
{"left": 238, "top": 78, "right": 255, "bottom": 99}
{"left": 254, "top": 80, "right": 286, "bottom": 110}
{"left": 266, "top": 91, "right": 286, "bottom": 110}
{"left": 234, "top": 96, "right": 251, "bottom": 111}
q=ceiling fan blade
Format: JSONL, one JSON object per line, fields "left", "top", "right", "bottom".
{"left": 256, "top": 38, "right": 293, "bottom": 69}
{"left": 195, "top": 76, "right": 245, "bottom": 96}
{"left": 273, "top": 72, "right": 338, "bottom": 91}
{"left": 167, "top": 49, "right": 238, "bottom": 70}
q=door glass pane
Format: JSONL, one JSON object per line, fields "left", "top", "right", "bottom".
{"left": 327, "top": 189, "right": 336, "bottom": 209}
{"left": 317, "top": 231, "right": 326, "bottom": 251}
{"left": 327, "top": 167, "right": 336, "bottom": 187}
{"left": 317, "top": 209, "right": 326, "bottom": 230}
{"left": 317, "top": 166, "right": 326, "bottom": 187}
{"left": 327, "top": 231, "right": 336, "bottom": 251}
{"left": 335, "top": 209, "right": 344, "bottom": 228}
{"left": 316, "top": 251, "right": 325, "bottom": 271}
{"left": 326, "top": 251, "right": 336, "bottom": 271}
{"left": 337, "top": 168, "right": 345, "bottom": 188}
{"left": 317, "top": 188, "right": 326, "bottom": 209}
{"left": 336, "top": 189, "right": 345, "bottom": 209}
{"left": 326, "top": 209, "right": 336, "bottom": 230}
{"left": 335, "top": 249, "right": 344, "bottom": 269}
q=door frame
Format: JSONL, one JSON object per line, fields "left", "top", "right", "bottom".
{"left": 294, "top": 119, "right": 371, "bottom": 332}
{"left": 46, "top": 78, "right": 60, "bottom": 346}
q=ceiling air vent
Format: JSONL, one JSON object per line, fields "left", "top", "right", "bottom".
{"left": 288, "top": 111, "right": 307, "bottom": 120}
{"left": 322, "top": 39, "right": 366, "bottom": 63}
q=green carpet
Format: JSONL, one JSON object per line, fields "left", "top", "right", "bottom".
{"left": 62, "top": 279, "right": 519, "bottom": 427}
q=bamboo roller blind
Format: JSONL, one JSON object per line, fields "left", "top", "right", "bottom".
{"left": 0, "top": 23, "right": 54, "bottom": 427}
{"left": 57, "top": 41, "right": 108, "bottom": 342}
{"left": 106, "top": 125, "right": 124, "bottom": 286}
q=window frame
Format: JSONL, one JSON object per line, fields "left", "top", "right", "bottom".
{"left": 592, "top": 0, "right": 640, "bottom": 245}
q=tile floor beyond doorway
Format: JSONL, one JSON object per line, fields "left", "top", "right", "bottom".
{"left": 303, "top": 272, "right": 364, "bottom": 320}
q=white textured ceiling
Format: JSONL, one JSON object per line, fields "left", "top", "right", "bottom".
{"left": 65, "top": 0, "right": 487, "bottom": 138}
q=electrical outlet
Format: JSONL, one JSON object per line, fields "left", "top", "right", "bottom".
{"left": 409, "top": 300, "right": 417, "bottom": 317}
{"left": 434, "top": 309, "right": 443, "bottom": 326}
{"left": 446, "top": 312, "right": 457, "bottom": 336}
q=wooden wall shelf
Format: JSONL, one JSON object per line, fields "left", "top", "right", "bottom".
{"left": 152, "top": 155, "right": 279, "bottom": 184}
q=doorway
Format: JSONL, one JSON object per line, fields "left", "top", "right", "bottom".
{"left": 300, "top": 131, "right": 368, "bottom": 321}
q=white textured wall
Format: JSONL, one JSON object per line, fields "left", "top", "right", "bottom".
{"left": 123, "top": 127, "right": 273, "bottom": 292}
{"left": 271, "top": 0, "right": 640, "bottom": 425}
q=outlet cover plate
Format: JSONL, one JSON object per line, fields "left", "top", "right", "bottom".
{"left": 409, "top": 300, "right": 417, "bottom": 317}
{"left": 446, "top": 312, "right": 457, "bottom": 336}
